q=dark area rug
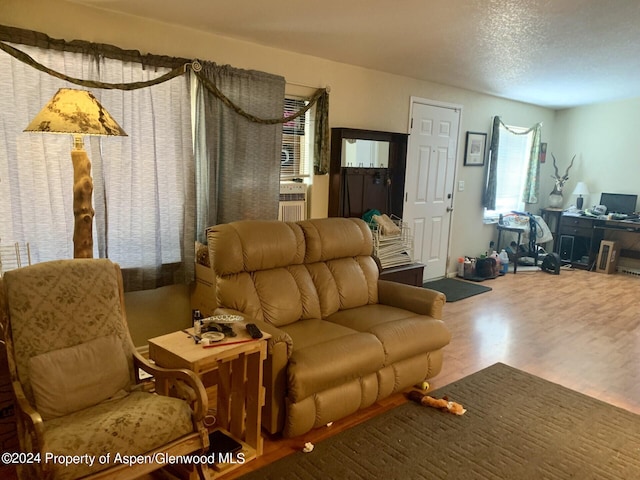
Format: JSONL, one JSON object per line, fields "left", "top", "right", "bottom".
{"left": 239, "top": 363, "right": 640, "bottom": 480}
{"left": 424, "top": 277, "right": 492, "bottom": 302}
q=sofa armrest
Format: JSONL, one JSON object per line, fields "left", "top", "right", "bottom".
{"left": 377, "top": 279, "right": 445, "bottom": 319}
{"left": 214, "top": 307, "right": 293, "bottom": 358}
{"left": 214, "top": 307, "right": 292, "bottom": 434}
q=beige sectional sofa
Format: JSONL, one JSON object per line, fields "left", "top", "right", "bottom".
{"left": 208, "top": 217, "right": 450, "bottom": 437}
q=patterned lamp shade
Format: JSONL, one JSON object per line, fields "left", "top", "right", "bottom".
{"left": 24, "top": 88, "right": 127, "bottom": 139}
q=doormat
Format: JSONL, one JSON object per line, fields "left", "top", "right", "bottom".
{"left": 423, "top": 277, "right": 492, "bottom": 302}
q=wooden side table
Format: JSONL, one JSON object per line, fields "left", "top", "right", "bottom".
{"left": 148, "top": 324, "right": 269, "bottom": 477}
{"left": 379, "top": 262, "right": 425, "bottom": 286}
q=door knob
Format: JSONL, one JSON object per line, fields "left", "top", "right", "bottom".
{"left": 446, "top": 206, "right": 454, "bottom": 212}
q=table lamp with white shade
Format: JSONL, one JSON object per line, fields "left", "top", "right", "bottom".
{"left": 572, "top": 182, "right": 590, "bottom": 210}
{"left": 24, "top": 88, "right": 127, "bottom": 258}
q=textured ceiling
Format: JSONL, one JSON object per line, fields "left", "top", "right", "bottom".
{"left": 69, "top": 0, "right": 640, "bottom": 109}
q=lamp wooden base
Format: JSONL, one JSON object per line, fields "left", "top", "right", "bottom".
{"left": 71, "top": 149, "right": 94, "bottom": 258}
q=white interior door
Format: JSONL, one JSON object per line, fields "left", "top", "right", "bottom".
{"left": 404, "top": 98, "right": 460, "bottom": 281}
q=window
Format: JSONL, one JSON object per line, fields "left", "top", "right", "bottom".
{"left": 484, "top": 123, "right": 535, "bottom": 220}
{"left": 280, "top": 97, "right": 314, "bottom": 181}
{"left": 0, "top": 43, "right": 193, "bottom": 290}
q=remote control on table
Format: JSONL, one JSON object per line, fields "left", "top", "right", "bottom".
{"left": 245, "top": 323, "right": 263, "bottom": 339}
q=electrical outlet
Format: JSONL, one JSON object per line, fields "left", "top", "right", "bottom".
{"left": 458, "top": 180, "right": 465, "bottom": 191}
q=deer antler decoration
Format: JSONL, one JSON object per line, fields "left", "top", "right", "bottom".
{"left": 548, "top": 153, "right": 576, "bottom": 208}
{"left": 550, "top": 153, "right": 576, "bottom": 195}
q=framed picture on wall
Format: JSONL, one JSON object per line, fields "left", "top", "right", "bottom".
{"left": 464, "top": 131, "right": 487, "bottom": 166}
{"left": 539, "top": 142, "right": 547, "bottom": 163}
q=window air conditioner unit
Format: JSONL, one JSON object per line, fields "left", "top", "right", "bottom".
{"left": 279, "top": 182, "right": 307, "bottom": 222}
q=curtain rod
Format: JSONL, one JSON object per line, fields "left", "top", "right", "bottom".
{"left": 286, "top": 80, "right": 331, "bottom": 93}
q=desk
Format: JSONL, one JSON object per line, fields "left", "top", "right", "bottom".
{"left": 559, "top": 214, "right": 640, "bottom": 270}
{"left": 558, "top": 215, "right": 600, "bottom": 269}
{"left": 148, "top": 324, "right": 269, "bottom": 477}
{"left": 594, "top": 218, "right": 640, "bottom": 260}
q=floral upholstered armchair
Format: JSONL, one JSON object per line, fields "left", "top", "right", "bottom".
{"left": 0, "top": 259, "right": 209, "bottom": 480}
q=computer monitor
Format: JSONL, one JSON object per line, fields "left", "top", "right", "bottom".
{"left": 599, "top": 193, "right": 638, "bottom": 215}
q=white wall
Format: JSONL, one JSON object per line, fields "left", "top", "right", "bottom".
{"left": 124, "top": 285, "right": 192, "bottom": 347}
{"left": 554, "top": 98, "right": 640, "bottom": 212}
{"left": 552, "top": 99, "right": 640, "bottom": 273}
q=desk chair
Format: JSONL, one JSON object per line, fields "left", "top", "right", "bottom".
{"left": 497, "top": 213, "right": 548, "bottom": 273}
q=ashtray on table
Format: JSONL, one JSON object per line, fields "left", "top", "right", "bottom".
{"left": 201, "top": 331, "right": 225, "bottom": 342}
{"left": 202, "top": 315, "right": 241, "bottom": 337}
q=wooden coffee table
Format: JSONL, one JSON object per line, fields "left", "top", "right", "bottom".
{"left": 148, "top": 323, "right": 270, "bottom": 475}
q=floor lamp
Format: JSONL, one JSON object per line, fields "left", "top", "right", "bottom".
{"left": 24, "top": 88, "right": 127, "bottom": 258}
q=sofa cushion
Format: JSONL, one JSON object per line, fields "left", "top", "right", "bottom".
{"left": 253, "top": 269, "right": 303, "bottom": 326}
{"left": 284, "top": 320, "right": 385, "bottom": 402}
{"left": 299, "top": 217, "right": 373, "bottom": 263}
{"left": 326, "top": 257, "right": 377, "bottom": 309}
{"left": 209, "top": 220, "right": 305, "bottom": 275}
{"left": 326, "top": 304, "right": 451, "bottom": 365}
{"left": 211, "top": 221, "right": 327, "bottom": 326}
{"left": 282, "top": 318, "right": 357, "bottom": 351}
{"left": 304, "top": 263, "right": 340, "bottom": 316}
{"left": 305, "top": 256, "right": 379, "bottom": 318}
{"left": 217, "top": 265, "right": 322, "bottom": 327}
{"left": 326, "top": 303, "right": 416, "bottom": 330}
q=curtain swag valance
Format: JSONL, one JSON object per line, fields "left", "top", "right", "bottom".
{"left": 191, "top": 61, "right": 326, "bottom": 125}
{"left": 0, "top": 38, "right": 327, "bottom": 125}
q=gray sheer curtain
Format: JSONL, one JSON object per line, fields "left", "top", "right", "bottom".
{"left": 0, "top": 29, "right": 195, "bottom": 291}
{"left": 97, "top": 58, "right": 195, "bottom": 290}
{"left": 192, "top": 62, "right": 285, "bottom": 241}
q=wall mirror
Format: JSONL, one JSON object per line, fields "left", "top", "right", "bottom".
{"left": 341, "top": 139, "right": 390, "bottom": 168}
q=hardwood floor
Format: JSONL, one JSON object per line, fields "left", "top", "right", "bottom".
{"left": 3, "top": 269, "right": 638, "bottom": 480}
{"left": 221, "top": 268, "right": 640, "bottom": 479}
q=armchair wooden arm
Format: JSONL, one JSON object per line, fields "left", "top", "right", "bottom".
{"left": 11, "top": 379, "right": 45, "bottom": 450}
{"left": 2, "top": 313, "right": 45, "bottom": 456}
{"left": 133, "top": 351, "right": 208, "bottom": 422}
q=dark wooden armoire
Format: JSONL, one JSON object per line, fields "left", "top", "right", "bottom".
{"left": 328, "top": 128, "right": 408, "bottom": 219}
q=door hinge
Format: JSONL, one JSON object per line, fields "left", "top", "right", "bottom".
{"left": 410, "top": 118, "right": 413, "bottom": 129}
